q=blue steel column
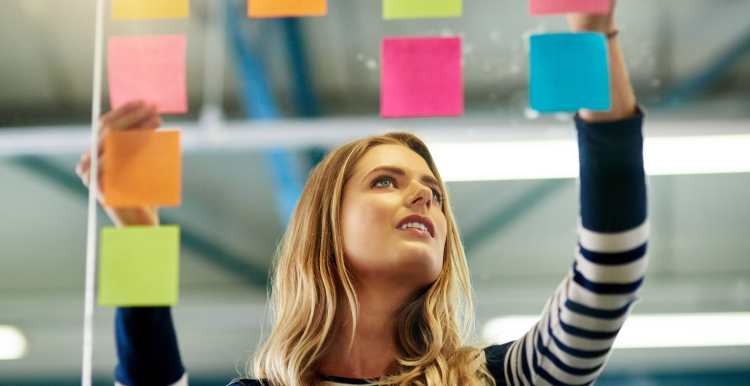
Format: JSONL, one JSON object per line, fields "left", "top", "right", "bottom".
{"left": 278, "top": 17, "right": 327, "bottom": 181}
{"left": 226, "top": 1, "right": 306, "bottom": 227}
{"left": 278, "top": 17, "right": 320, "bottom": 117}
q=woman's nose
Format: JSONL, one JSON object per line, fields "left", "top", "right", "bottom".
{"left": 410, "top": 185, "right": 433, "bottom": 210}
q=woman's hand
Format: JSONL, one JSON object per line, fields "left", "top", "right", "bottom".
{"left": 566, "top": 0, "right": 637, "bottom": 123}
{"left": 567, "top": 0, "right": 617, "bottom": 34}
{"left": 76, "top": 100, "right": 162, "bottom": 227}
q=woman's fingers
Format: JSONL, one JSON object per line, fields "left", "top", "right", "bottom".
{"left": 76, "top": 150, "right": 103, "bottom": 189}
{"left": 77, "top": 145, "right": 92, "bottom": 186}
{"left": 95, "top": 102, "right": 161, "bottom": 153}
{"left": 76, "top": 156, "right": 105, "bottom": 193}
{"left": 101, "top": 100, "right": 146, "bottom": 125}
{"left": 99, "top": 101, "right": 158, "bottom": 132}
{"left": 107, "top": 104, "right": 158, "bottom": 132}
{"left": 75, "top": 161, "right": 87, "bottom": 187}
{"left": 77, "top": 160, "right": 90, "bottom": 187}
{"left": 126, "top": 110, "right": 162, "bottom": 131}
{"left": 567, "top": 0, "right": 617, "bottom": 33}
{"left": 97, "top": 110, "right": 160, "bottom": 149}
{"left": 98, "top": 102, "right": 142, "bottom": 134}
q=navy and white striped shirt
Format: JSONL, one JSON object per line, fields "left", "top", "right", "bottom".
{"left": 114, "top": 112, "right": 648, "bottom": 386}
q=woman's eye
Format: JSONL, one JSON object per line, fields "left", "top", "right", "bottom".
{"left": 375, "top": 177, "right": 394, "bottom": 187}
{"left": 431, "top": 189, "right": 444, "bottom": 203}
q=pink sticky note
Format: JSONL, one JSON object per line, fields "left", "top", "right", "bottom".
{"left": 529, "top": 0, "right": 610, "bottom": 16}
{"left": 381, "top": 37, "right": 463, "bottom": 118}
{"left": 108, "top": 35, "right": 188, "bottom": 114}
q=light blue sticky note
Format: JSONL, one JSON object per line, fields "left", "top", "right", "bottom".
{"left": 529, "top": 33, "right": 610, "bottom": 112}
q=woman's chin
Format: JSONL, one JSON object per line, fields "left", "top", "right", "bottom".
{"left": 391, "top": 248, "right": 442, "bottom": 282}
{"left": 345, "top": 241, "right": 443, "bottom": 286}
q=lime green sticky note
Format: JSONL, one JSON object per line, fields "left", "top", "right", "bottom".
{"left": 98, "top": 225, "right": 180, "bottom": 307}
{"left": 383, "top": 0, "right": 462, "bottom": 19}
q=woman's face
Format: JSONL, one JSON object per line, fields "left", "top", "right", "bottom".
{"left": 340, "top": 144, "right": 448, "bottom": 292}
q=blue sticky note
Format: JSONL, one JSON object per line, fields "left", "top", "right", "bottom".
{"left": 529, "top": 33, "right": 610, "bottom": 112}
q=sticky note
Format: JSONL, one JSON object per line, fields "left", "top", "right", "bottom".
{"left": 112, "top": 0, "right": 189, "bottom": 20}
{"left": 529, "top": 0, "right": 610, "bottom": 16}
{"left": 248, "top": 0, "right": 326, "bottom": 18}
{"left": 98, "top": 225, "right": 180, "bottom": 307}
{"left": 529, "top": 33, "right": 610, "bottom": 112}
{"left": 108, "top": 35, "right": 188, "bottom": 114}
{"left": 381, "top": 37, "right": 463, "bottom": 118}
{"left": 383, "top": 0, "right": 462, "bottom": 20}
{"left": 103, "top": 129, "right": 182, "bottom": 207}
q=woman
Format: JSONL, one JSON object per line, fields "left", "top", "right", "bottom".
{"left": 77, "top": 1, "right": 647, "bottom": 385}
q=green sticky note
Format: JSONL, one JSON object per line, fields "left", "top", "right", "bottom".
{"left": 383, "top": 0, "right": 462, "bottom": 19}
{"left": 98, "top": 226, "right": 180, "bottom": 307}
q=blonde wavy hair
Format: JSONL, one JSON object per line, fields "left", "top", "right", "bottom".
{"left": 250, "top": 132, "right": 494, "bottom": 386}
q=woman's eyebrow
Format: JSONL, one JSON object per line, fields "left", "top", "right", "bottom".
{"left": 367, "top": 166, "right": 405, "bottom": 179}
{"left": 365, "top": 165, "right": 440, "bottom": 187}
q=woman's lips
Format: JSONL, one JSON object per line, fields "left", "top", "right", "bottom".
{"left": 399, "top": 226, "right": 432, "bottom": 238}
{"left": 396, "top": 214, "right": 435, "bottom": 238}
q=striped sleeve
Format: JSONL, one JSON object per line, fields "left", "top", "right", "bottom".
{"left": 503, "top": 111, "right": 648, "bottom": 386}
{"left": 114, "top": 307, "right": 188, "bottom": 386}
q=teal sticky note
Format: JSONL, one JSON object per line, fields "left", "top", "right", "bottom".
{"left": 98, "top": 225, "right": 180, "bottom": 306}
{"left": 383, "top": 0, "right": 462, "bottom": 20}
{"left": 529, "top": 33, "right": 610, "bottom": 112}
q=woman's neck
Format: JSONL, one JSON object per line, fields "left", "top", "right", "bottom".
{"left": 318, "top": 283, "right": 414, "bottom": 379}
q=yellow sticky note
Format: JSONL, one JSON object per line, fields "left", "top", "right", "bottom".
{"left": 98, "top": 226, "right": 180, "bottom": 307}
{"left": 112, "top": 0, "right": 190, "bottom": 20}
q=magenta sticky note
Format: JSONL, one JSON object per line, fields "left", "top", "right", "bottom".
{"left": 108, "top": 35, "right": 188, "bottom": 114}
{"left": 530, "top": 0, "right": 610, "bottom": 16}
{"left": 381, "top": 37, "right": 463, "bottom": 118}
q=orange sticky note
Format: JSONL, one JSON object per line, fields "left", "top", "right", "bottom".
{"left": 103, "top": 129, "right": 182, "bottom": 208}
{"left": 248, "top": 0, "right": 326, "bottom": 18}
{"left": 112, "top": 0, "right": 190, "bottom": 20}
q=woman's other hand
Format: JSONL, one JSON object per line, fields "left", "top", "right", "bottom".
{"left": 76, "top": 100, "right": 162, "bottom": 227}
{"left": 567, "top": 0, "right": 617, "bottom": 34}
{"left": 566, "top": 0, "right": 637, "bottom": 122}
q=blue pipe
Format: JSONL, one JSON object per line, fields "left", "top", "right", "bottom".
{"left": 279, "top": 18, "right": 320, "bottom": 117}
{"left": 227, "top": 2, "right": 305, "bottom": 226}
{"left": 660, "top": 27, "right": 750, "bottom": 106}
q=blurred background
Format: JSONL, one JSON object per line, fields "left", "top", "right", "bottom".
{"left": 1, "top": 0, "right": 749, "bottom": 384}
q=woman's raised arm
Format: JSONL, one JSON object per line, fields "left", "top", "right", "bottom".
{"left": 499, "top": 2, "right": 649, "bottom": 384}
{"left": 78, "top": 101, "right": 188, "bottom": 386}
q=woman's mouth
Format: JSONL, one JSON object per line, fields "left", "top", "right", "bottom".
{"left": 396, "top": 215, "right": 435, "bottom": 237}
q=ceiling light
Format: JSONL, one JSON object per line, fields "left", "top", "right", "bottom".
{"left": 482, "top": 312, "right": 750, "bottom": 349}
{"left": 0, "top": 325, "right": 28, "bottom": 360}
{"left": 429, "top": 134, "right": 750, "bottom": 181}
{"left": 431, "top": 139, "right": 579, "bottom": 181}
